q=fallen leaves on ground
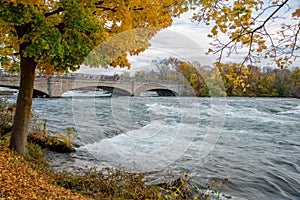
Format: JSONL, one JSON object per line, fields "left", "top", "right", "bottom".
{"left": 0, "top": 147, "right": 92, "bottom": 200}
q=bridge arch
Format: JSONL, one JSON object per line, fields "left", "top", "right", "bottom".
{"left": 61, "top": 85, "right": 132, "bottom": 96}
{"left": 134, "top": 83, "right": 178, "bottom": 96}
{"left": 0, "top": 85, "right": 19, "bottom": 91}
{"left": 97, "top": 86, "right": 131, "bottom": 96}
{"left": 32, "top": 90, "right": 49, "bottom": 98}
{"left": 0, "top": 85, "right": 49, "bottom": 98}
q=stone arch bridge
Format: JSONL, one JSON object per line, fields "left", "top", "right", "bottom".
{"left": 0, "top": 75, "right": 185, "bottom": 97}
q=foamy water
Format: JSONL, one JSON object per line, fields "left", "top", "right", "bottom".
{"left": 25, "top": 97, "right": 300, "bottom": 199}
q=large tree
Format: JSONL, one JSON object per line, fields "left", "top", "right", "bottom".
{"left": 0, "top": 0, "right": 189, "bottom": 155}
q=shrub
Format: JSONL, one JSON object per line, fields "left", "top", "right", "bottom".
{"left": 28, "top": 130, "right": 76, "bottom": 153}
{"left": 26, "top": 142, "right": 48, "bottom": 170}
{"left": 53, "top": 128, "right": 78, "bottom": 151}
{"left": 29, "top": 110, "right": 49, "bottom": 135}
{"left": 55, "top": 167, "right": 160, "bottom": 199}
{"left": 0, "top": 98, "right": 15, "bottom": 136}
{"left": 28, "top": 112, "right": 77, "bottom": 153}
{"left": 158, "top": 171, "right": 193, "bottom": 199}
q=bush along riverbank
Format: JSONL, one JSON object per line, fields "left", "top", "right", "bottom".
{"left": 27, "top": 129, "right": 77, "bottom": 153}
{"left": 0, "top": 98, "right": 76, "bottom": 153}
{"left": 0, "top": 99, "right": 229, "bottom": 199}
{"left": 28, "top": 110, "right": 77, "bottom": 153}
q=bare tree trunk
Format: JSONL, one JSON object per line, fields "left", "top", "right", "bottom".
{"left": 9, "top": 56, "right": 36, "bottom": 156}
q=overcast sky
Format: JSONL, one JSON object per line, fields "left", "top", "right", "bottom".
{"left": 79, "top": 10, "right": 214, "bottom": 75}
{"left": 80, "top": 2, "right": 300, "bottom": 75}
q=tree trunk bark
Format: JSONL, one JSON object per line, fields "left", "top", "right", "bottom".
{"left": 9, "top": 56, "right": 36, "bottom": 156}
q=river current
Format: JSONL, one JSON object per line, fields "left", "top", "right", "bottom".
{"left": 9, "top": 96, "right": 300, "bottom": 199}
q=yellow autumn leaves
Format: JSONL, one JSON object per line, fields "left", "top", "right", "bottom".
{"left": 1, "top": 0, "right": 191, "bottom": 73}
{"left": 215, "top": 62, "right": 251, "bottom": 95}
{"left": 193, "top": 0, "right": 299, "bottom": 68}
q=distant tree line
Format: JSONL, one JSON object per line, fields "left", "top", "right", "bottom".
{"left": 133, "top": 57, "right": 300, "bottom": 98}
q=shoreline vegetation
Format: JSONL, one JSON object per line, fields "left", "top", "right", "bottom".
{"left": 0, "top": 98, "right": 228, "bottom": 200}
{"left": 0, "top": 63, "right": 299, "bottom": 99}
{"left": 134, "top": 59, "right": 300, "bottom": 98}
{"left": 0, "top": 135, "right": 228, "bottom": 200}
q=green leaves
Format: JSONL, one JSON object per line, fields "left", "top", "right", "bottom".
{"left": 0, "top": 0, "right": 106, "bottom": 73}
{"left": 1, "top": 0, "right": 188, "bottom": 72}
{"left": 0, "top": 3, "right": 31, "bottom": 25}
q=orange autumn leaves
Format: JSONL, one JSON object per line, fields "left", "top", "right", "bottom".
{"left": 0, "top": 147, "right": 91, "bottom": 200}
{"left": 0, "top": 0, "right": 190, "bottom": 74}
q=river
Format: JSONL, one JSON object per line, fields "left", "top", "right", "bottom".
{"left": 7, "top": 95, "right": 300, "bottom": 199}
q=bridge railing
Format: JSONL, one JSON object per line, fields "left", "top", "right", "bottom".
{"left": 0, "top": 72, "right": 181, "bottom": 85}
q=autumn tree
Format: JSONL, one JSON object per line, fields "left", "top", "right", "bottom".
{"left": 154, "top": 58, "right": 207, "bottom": 96}
{"left": 0, "top": 0, "right": 189, "bottom": 156}
{"left": 192, "top": 0, "right": 299, "bottom": 68}
{"left": 216, "top": 63, "right": 251, "bottom": 96}
{"left": 290, "top": 68, "right": 300, "bottom": 97}
{"left": 152, "top": 58, "right": 174, "bottom": 80}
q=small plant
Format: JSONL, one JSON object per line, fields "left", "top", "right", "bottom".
{"left": 197, "top": 178, "right": 229, "bottom": 200}
{"left": 0, "top": 134, "right": 10, "bottom": 148}
{"left": 157, "top": 169, "right": 229, "bottom": 200}
{"left": 27, "top": 143, "right": 43, "bottom": 160}
{"left": 0, "top": 103, "right": 53, "bottom": 137}
{"left": 158, "top": 169, "right": 194, "bottom": 199}
{"left": 29, "top": 110, "right": 49, "bottom": 135}
{"left": 0, "top": 98, "right": 15, "bottom": 135}
{"left": 53, "top": 128, "right": 78, "bottom": 150}
{"left": 28, "top": 129, "right": 77, "bottom": 153}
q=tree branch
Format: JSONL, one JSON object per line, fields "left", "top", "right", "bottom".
{"left": 95, "top": 5, "right": 117, "bottom": 12}
{"left": 95, "top": 5, "right": 144, "bottom": 12}
{"left": 250, "top": 0, "right": 289, "bottom": 34}
{"left": 213, "top": 0, "right": 290, "bottom": 65}
{"left": 44, "top": 7, "right": 64, "bottom": 18}
{"left": 291, "top": 26, "right": 300, "bottom": 57}
{"left": 54, "top": 22, "right": 65, "bottom": 34}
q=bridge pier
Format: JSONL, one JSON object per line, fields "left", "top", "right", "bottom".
{"left": 47, "top": 77, "right": 64, "bottom": 97}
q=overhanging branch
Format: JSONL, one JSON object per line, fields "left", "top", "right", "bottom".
{"left": 44, "top": 7, "right": 64, "bottom": 18}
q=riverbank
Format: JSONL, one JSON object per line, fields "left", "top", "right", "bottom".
{"left": 0, "top": 91, "right": 15, "bottom": 96}
{"left": 0, "top": 135, "right": 204, "bottom": 199}
{"left": 0, "top": 134, "right": 154, "bottom": 199}
{"left": 0, "top": 98, "right": 199, "bottom": 199}
{"left": 0, "top": 145, "right": 91, "bottom": 199}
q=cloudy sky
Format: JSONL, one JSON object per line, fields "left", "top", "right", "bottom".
{"left": 80, "top": 1, "right": 300, "bottom": 75}
{"left": 79, "top": 10, "right": 214, "bottom": 75}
